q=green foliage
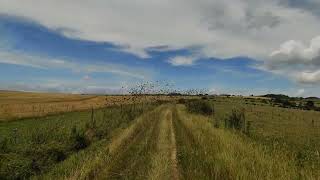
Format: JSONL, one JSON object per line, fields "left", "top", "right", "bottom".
{"left": 0, "top": 153, "right": 33, "bottom": 179}
{"left": 0, "top": 138, "right": 9, "bottom": 153}
{"left": 177, "top": 98, "right": 186, "bottom": 104}
{"left": 185, "top": 100, "right": 214, "bottom": 116}
{"left": 0, "top": 103, "right": 157, "bottom": 179}
{"left": 272, "top": 97, "right": 296, "bottom": 108}
{"left": 174, "top": 105, "right": 311, "bottom": 179}
{"left": 263, "top": 94, "right": 290, "bottom": 99}
{"left": 211, "top": 96, "right": 320, "bottom": 175}
{"left": 264, "top": 94, "right": 320, "bottom": 111}
{"left": 305, "top": 100, "right": 315, "bottom": 110}
{"left": 225, "top": 108, "right": 246, "bottom": 131}
{"left": 1, "top": 96, "right": 319, "bottom": 179}
{"left": 70, "top": 126, "right": 89, "bottom": 151}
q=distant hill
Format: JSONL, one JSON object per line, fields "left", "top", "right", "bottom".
{"left": 262, "top": 94, "right": 320, "bottom": 100}
{"left": 305, "top": 97, "right": 320, "bottom": 100}
{"left": 262, "top": 94, "right": 290, "bottom": 99}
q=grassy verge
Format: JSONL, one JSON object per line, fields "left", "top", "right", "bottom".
{"left": 174, "top": 104, "right": 317, "bottom": 179}
{"left": 210, "top": 97, "right": 320, "bottom": 173}
{"left": 0, "top": 103, "right": 159, "bottom": 179}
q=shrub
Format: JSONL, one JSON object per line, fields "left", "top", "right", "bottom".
{"left": 178, "top": 98, "right": 187, "bottom": 104}
{"left": 201, "top": 96, "right": 208, "bottom": 100}
{"left": 305, "top": 101, "right": 315, "bottom": 110}
{"left": 225, "top": 109, "right": 246, "bottom": 131}
{"left": 0, "top": 138, "right": 9, "bottom": 153}
{"left": 185, "top": 100, "right": 214, "bottom": 116}
{"left": 70, "top": 127, "right": 89, "bottom": 151}
{"left": 43, "top": 144, "right": 66, "bottom": 162}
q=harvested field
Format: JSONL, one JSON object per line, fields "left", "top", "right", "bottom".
{"left": 0, "top": 91, "right": 185, "bottom": 121}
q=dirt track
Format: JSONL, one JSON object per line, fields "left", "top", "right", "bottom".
{"left": 86, "top": 105, "right": 181, "bottom": 180}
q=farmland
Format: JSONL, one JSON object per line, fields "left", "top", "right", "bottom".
{"left": 0, "top": 92, "right": 319, "bottom": 179}
{"left": 0, "top": 91, "right": 181, "bottom": 121}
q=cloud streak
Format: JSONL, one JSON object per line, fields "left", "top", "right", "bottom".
{"left": 0, "top": 79, "right": 126, "bottom": 94}
{"left": 168, "top": 56, "right": 198, "bottom": 66}
{"left": 0, "top": 49, "right": 150, "bottom": 79}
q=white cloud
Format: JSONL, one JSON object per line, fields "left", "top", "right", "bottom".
{"left": 2, "top": 0, "right": 320, "bottom": 94}
{"left": 262, "top": 35, "right": 320, "bottom": 84}
{"left": 168, "top": 56, "right": 197, "bottom": 66}
{"left": 1, "top": 0, "right": 320, "bottom": 59}
{"left": 117, "top": 46, "right": 151, "bottom": 59}
{"left": 270, "top": 36, "right": 320, "bottom": 63}
{"left": 0, "top": 49, "right": 151, "bottom": 79}
{"left": 296, "top": 71, "right": 320, "bottom": 84}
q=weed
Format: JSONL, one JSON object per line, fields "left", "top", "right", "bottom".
{"left": 185, "top": 99, "right": 214, "bottom": 116}
{"left": 225, "top": 108, "right": 246, "bottom": 131}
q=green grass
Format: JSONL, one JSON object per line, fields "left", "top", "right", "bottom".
{"left": 37, "top": 104, "right": 178, "bottom": 180}
{"left": 1, "top": 97, "right": 319, "bottom": 179}
{"left": 210, "top": 97, "right": 320, "bottom": 172}
{"left": 40, "top": 105, "right": 171, "bottom": 180}
{"left": 174, "top": 104, "right": 318, "bottom": 179}
{"left": 0, "top": 103, "right": 158, "bottom": 179}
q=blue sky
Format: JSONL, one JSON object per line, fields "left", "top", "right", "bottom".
{"left": 1, "top": 1, "right": 320, "bottom": 96}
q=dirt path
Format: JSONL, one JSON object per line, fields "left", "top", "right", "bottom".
{"left": 172, "top": 107, "right": 201, "bottom": 179}
{"left": 147, "top": 107, "right": 180, "bottom": 180}
{"left": 85, "top": 105, "right": 181, "bottom": 180}
{"left": 99, "top": 108, "right": 162, "bottom": 179}
{"left": 168, "top": 109, "right": 180, "bottom": 180}
{"left": 66, "top": 104, "right": 317, "bottom": 179}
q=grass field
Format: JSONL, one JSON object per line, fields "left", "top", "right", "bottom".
{"left": 0, "top": 93, "right": 319, "bottom": 179}
{"left": 0, "top": 91, "right": 182, "bottom": 121}
{"left": 213, "top": 97, "right": 320, "bottom": 157}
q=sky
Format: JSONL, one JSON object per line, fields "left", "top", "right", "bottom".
{"left": 0, "top": 0, "right": 320, "bottom": 96}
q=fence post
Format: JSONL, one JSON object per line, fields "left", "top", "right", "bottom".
{"left": 91, "top": 107, "right": 95, "bottom": 128}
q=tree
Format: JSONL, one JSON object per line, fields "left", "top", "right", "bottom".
{"left": 305, "top": 101, "right": 315, "bottom": 110}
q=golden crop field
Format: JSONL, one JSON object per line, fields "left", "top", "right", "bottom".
{"left": 0, "top": 91, "right": 103, "bottom": 120}
{"left": 0, "top": 91, "right": 186, "bottom": 121}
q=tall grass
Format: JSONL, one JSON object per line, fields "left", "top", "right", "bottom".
{"left": 1, "top": 96, "right": 319, "bottom": 179}
{"left": 35, "top": 105, "right": 167, "bottom": 179}
{"left": 174, "top": 104, "right": 317, "bottom": 179}
{"left": 148, "top": 106, "right": 178, "bottom": 180}
{"left": 184, "top": 99, "right": 214, "bottom": 116}
{"left": 211, "top": 96, "right": 320, "bottom": 173}
{"left": 0, "top": 103, "right": 159, "bottom": 179}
